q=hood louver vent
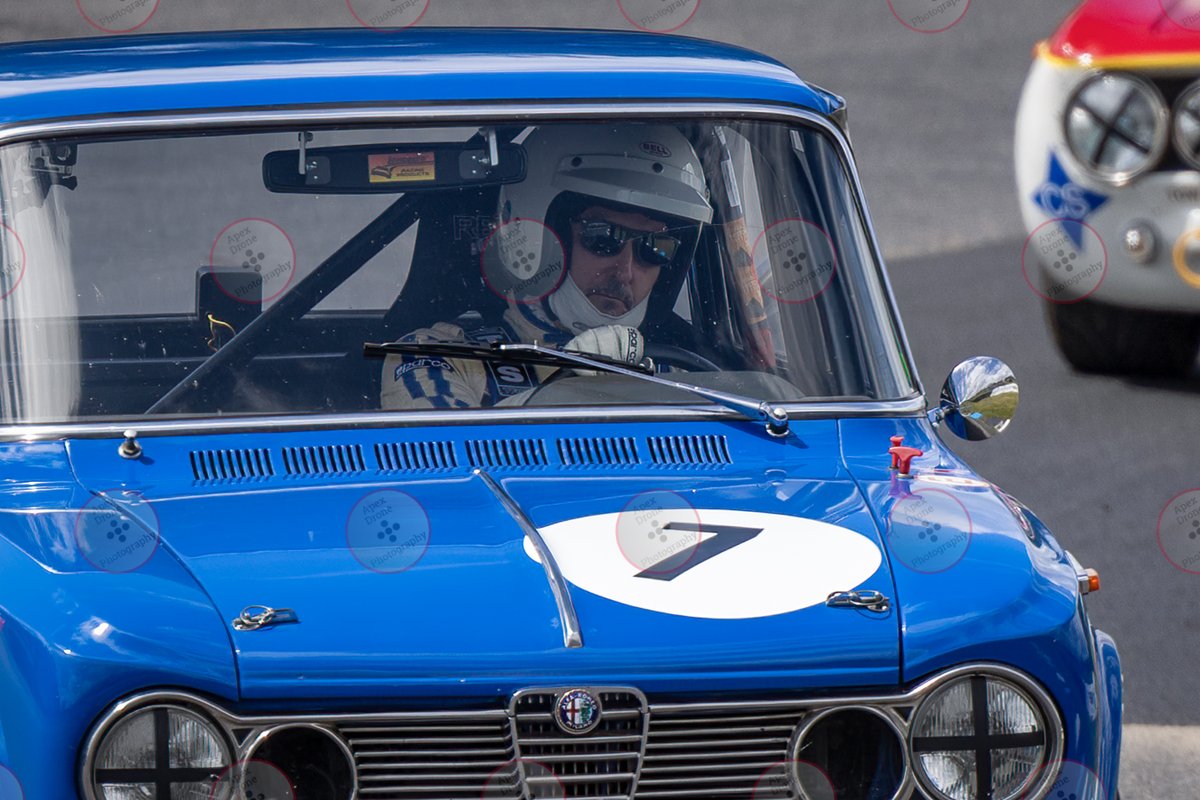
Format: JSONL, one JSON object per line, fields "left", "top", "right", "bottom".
{"left": 281, "top": 444, "right": 366, "bottom": 476}
{"left": 557, "top": 437, "right": 640, "bottom": 467}
{"left": 647, "top": 434, "right": 732, "bottom": 466}
{"left": 375, "top": 441, "right": 458, "bottom": 472}
{"left": 466, "top": 439, "right": 548, "bottom": 469}
{"left": 189, "top": 448, "right": 274, "bottom": 481}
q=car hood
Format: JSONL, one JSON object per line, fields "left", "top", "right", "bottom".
{"left": 65, "top": 422, "right": 900, "bottom": 700}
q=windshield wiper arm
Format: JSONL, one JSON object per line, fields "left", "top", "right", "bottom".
{"left": 364, "top": 340, "right": 790, "bottom": 437}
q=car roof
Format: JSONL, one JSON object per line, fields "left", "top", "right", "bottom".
{"left": 0, "top": 28, "right": 840, "bottom": 129}
{"left": 1046, "top": 0, "right": 1200, "bottom": 67}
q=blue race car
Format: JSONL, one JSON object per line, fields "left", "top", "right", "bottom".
{"left": 0, "top": 27, "right": 1119, "bottom": 800}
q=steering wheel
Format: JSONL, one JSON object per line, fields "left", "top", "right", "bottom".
{"left": 645, "top": 342, "right": 721, "bottom": 372}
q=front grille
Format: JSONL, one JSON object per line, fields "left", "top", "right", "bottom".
{"left": 638, "top": 706, "right": 805, "bottom": 798}
{"left": 332, "top": 694, "right": 914, "bottom": 799}
{"left": 514, "top": 689, "right": 646, "bottom": 798}
{"left": 339, "top": 711, "right": 515, "bottom": 798}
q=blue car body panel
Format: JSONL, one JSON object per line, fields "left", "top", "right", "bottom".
{"left": 0, "top": 28, "right": 836, "bottom": 129}
{"left": 0, "top": 26, "right": 1118, "bottom": 800}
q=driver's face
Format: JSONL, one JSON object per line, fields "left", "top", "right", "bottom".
{"left": 568, "top": 205, "right": 667, "bottom": 316}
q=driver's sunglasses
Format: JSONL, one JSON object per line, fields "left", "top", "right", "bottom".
{"left": 572, "top": 218, "right": 688, "bottom": 268}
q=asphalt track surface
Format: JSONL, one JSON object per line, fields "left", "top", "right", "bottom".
{"left": 1, "top": 1, "right": 1198, "bottom": 796}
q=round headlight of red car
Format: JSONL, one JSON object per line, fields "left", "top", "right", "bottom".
{"left": 1063, "top": 72, "right": 1168, "bottom": 185}
{"left": 1172, "top": 80, "right": 1200, "bottom": 171}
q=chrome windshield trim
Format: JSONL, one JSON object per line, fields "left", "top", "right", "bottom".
{"left": 0, "top": 396, "right": 927, "bottom": 442}
{"left": 476, "top": 468, "right": 583, "bottom": 649}
{"left": 0, "top": 101, "right": 926, "bottom": 431}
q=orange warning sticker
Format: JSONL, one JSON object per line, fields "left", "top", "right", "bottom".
{"left": 368, "top": 152, "right": 436, "bottom": 183}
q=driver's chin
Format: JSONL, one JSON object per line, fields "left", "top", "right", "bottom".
{"left": 589, "top": 295, "right": 629, "bottom": 316}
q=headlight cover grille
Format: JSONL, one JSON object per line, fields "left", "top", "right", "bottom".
{"left": 1064, "top": 72, "right": 1169, "bottom": 185}
{"left": 910, "top": 675, "right": 1050, "bottom": 800}
{"left": 92, "top": 705, "right": 231, "bottom": 799}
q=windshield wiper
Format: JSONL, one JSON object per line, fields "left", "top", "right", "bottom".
{"left": 364, "top": 340, "right": 791, "bottom": 437}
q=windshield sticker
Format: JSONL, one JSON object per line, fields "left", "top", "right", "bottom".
{"left": 77, "top": 0, "right": 160, "bottom": 33}
{"left": 346, "top": 0, "right": 430, "bottom": 31}
{"left": 480, "top": 218, "right": 567, "bottom": 305}
{"left": 369, "top": 152, "right": 437, "bottom": 184}
{"left": 526, "top": 509, "right": 882, "bottom": 619}
{"left": 752, "top": 218, "right": 838, "bottom": 305}
{"left": 1021, "top": 217, "right": 1107, "bottom": 304}
{"left": 617, "top": 0, "right": 702, "bottom": 33}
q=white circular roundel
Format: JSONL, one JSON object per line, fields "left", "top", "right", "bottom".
{"left": 524, "top": 509, "right": 883, "bottom": 619}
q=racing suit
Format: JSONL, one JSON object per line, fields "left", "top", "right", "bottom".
{"left": 380, "top": 301, "right": 575, "bottom": 410}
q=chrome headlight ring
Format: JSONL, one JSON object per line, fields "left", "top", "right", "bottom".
{"left": 1172, "top": 79, "right": 1200, "bottom": 172}
{"left": 908, "top": 670, "right": 1061, "bottom": 800}
{"left": 1063, "top": 71, "right": 1169, "bottom": 186}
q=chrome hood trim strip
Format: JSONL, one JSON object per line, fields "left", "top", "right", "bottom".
{"left": 476, "top": 468, "right": 583, "bottom": 649}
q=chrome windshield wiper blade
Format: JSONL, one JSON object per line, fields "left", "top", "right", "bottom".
{"left": 363, "top": 340, "right": 790, "bottom": 437}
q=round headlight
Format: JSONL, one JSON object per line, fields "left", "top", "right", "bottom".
{"left": 1064, "top": 72, "right": 1168, "bottom": 185}
{"left": 1173, "top": 80, "right": 1200, "bottom": 171}
{"left": 92, "top": 704, "right": 232, "bottom": 799}
{"left": 909, "top": 674, "right": 1054, "bottom": 800}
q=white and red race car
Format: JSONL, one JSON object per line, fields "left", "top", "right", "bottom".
{"left": 1016, "top": 0, "right": 1200, "bottom": 375}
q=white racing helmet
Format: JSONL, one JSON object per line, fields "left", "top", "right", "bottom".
{"left": 490, "top": 124, "right": 712, "bottom": 328}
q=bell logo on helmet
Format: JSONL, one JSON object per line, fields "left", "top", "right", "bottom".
{"left": 640, "top": 141, "right": 673, "bottom": 159}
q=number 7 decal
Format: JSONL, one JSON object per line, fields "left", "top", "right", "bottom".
{"left": 636, "top": 522, "right": 763, "bottom": 581}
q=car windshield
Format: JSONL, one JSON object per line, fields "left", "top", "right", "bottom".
{"left": 0, "top": 117, "right": 915, "bottom": 425}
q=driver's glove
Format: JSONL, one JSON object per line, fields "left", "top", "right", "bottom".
{"left": 563, "top": 325, "right": 646, "bottom": 374}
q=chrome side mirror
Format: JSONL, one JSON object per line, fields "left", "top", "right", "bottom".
{"left": 930, "top": 357, "right": 1019, "bottom": 441}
